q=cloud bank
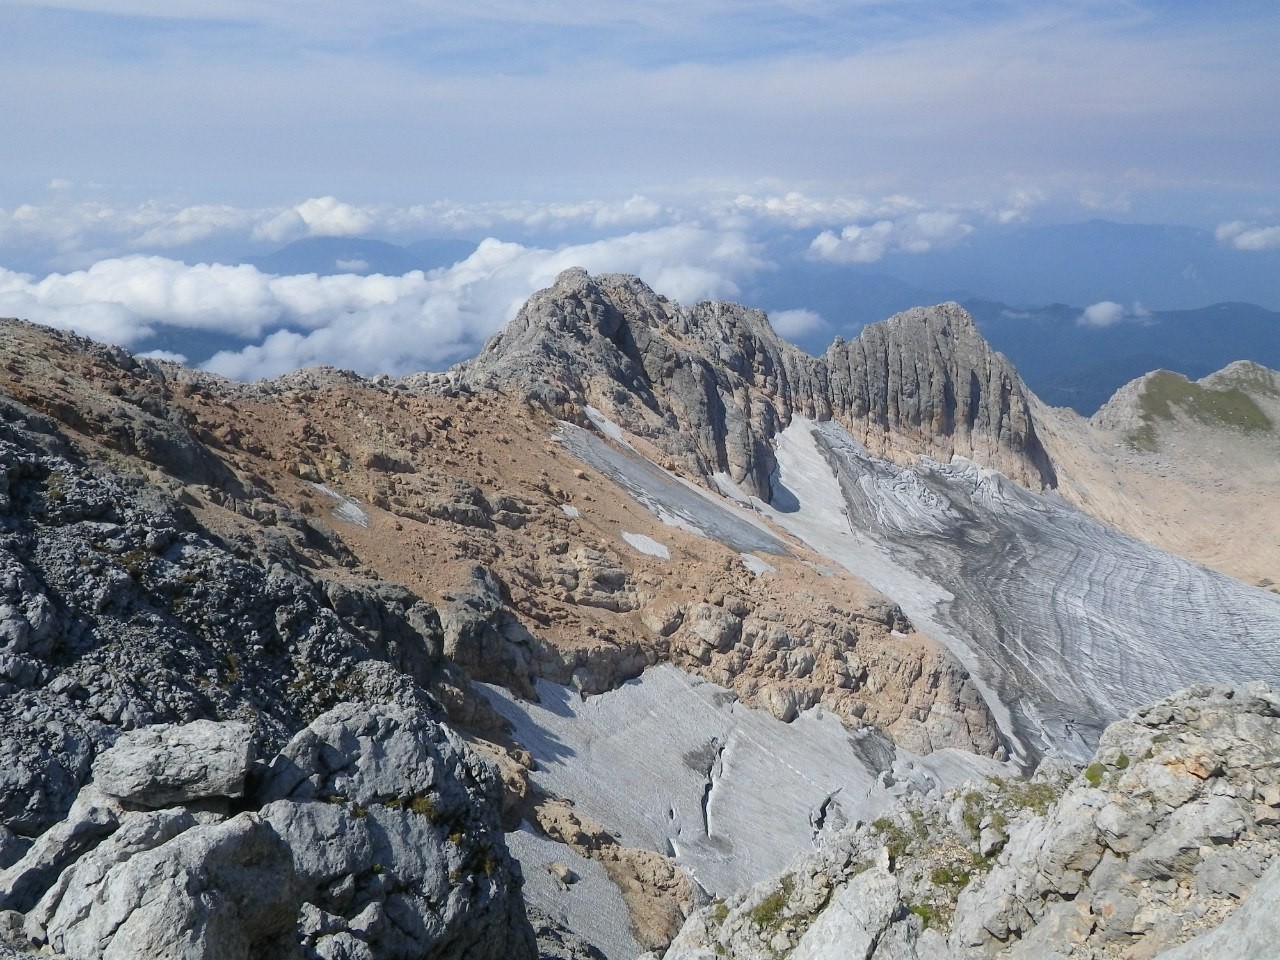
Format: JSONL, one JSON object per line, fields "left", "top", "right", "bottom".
{"left": 1216, "top": 221, "right": 1280, "bottom": 252}
{"left": 0, "top": 225, "right": 766, "bottom": 381}
{"left": 807, "top": 210, "right": 976, "bottom": 264}
{"left": 1077, "top": 301, "right": 1151, "bottom": 328}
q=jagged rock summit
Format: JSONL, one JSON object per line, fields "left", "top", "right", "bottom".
{"left": 446, "top": 268, "right": 1055, "bottom": 499}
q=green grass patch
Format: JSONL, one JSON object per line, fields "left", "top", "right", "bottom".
{"left": 1137, "top": 371, "right": 1273, "bottom": 434}
{"left": 908, "top": 902, "right": 939, "bottom": 929}
{"left": 748, "top": 876, "right": 794, "bottom": 930}
{"left": 961, "top": 791, "right": 986, "bottom": 834}
{"left": 870, "top": 816, "right": 913, "bottom": 860}
{"left": 1084, "top": 762, "right": 1106, "bottom": 787}
{"left": 711, "top": 899, "right": 729, "bottom": 926}
{"left": 930, "top": 864, "right": 972, "bottom": 889}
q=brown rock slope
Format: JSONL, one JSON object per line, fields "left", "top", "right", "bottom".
{"left": 0, "top": 316, "right": 1001, "bottom": 758}
{"left": 1034, "top": 361, "right": 1280, "bottom": 591}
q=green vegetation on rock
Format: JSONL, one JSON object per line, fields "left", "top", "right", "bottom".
{"left": 1126, "top": 369, "right": 1273, "bottom": 450}
{"left": 748, "top": 876, "right": 794, "bottom": 930}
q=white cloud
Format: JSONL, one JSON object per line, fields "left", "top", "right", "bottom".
{"left": 807, "top": 209, "right": 973, "bottom": 263}
{"left": 137, "top": 348, "right": 188, "bottom": 364}
{"left": 131, "top": 204, "right": 258, "bottom": 248}
{"left": 992, "top": 186, "right": 1046, "bottom": 225}
{"left": 1216, "top": 221, "right": 1280, "bottom": 251}
{"left": 768, "top": 308, "right": 826, "bottom": 340}
{"left": 808, "top": 221, "right": 895, "bottom": 264}
{"left": 1078, "top": 189, "right": 1132, "bottom": 214}
{"left": 252, "top": 196, "right": 377, "bottom": 244}
{"left": 0, "top": 224, "right": 766, "bottom": 381}
{"left": 48, "top": 178, "right": 74, "bottom": 191}
{"left": 1077, "top": 301, "right": 1150, "bottom": 328}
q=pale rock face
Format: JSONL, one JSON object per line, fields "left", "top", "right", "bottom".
{"left": 453, "top": 269, "right": 1056, "bottom": 499}
{"left": 1149, "top": 859, "right": 1280, "bottom": 960}
{"left": 788, "top": 868, "right": 906, "bottom": 960}
{"left": 90, "top": 720, "right": 253, "bottom": 808}
{"left": 42, "top": 813, "right": 298, "bottom": 960}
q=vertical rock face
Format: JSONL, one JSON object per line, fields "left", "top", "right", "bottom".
{"left": 824, "top": 304, "right": 1055, "bottom": 489}
{"left": 450, "top": 269, "right": 1056, "bottom": 498}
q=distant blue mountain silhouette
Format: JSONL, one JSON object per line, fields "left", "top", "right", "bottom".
{"left": 242, "top": 236, "right": 476, "bottom": 276}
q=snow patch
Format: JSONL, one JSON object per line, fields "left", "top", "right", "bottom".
{"left": 555, "top": 421, "right": 785, "bottom": 554}
{"left": 622, "top": 531, "right": 670, "bottom": 559}
{"left": 309, "top": 483, "right": 371, "bottom": 528}
{"left": 740, "top": 553, "right": 776, "bottom": 577}
{"left": 560, "top": 503, "right": 581, "bottom": 519}
{"left": 584, "top": 405, "right": 632, "bottom": 447}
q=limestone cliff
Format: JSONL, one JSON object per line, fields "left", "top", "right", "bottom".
{"left": 445, "top": 268, "right": 1056, "bottom": 498}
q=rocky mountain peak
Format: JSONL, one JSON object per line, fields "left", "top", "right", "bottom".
{"left": 452, "top": 271, "right": 1056, "bottom": 498}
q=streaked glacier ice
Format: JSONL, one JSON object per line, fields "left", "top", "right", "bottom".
{"left": 556, "top": 412, "right": 1280, "bottom": 768}
{"left": 768, "top": 418, "right": 1280, "bottom": 764}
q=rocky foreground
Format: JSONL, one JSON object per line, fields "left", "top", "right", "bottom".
{"left": 0, "top": 681, "right": 1276, "bottom": 959}
{"left": 0, "top": 703, "right": 535, "bottom": 959}
{"left": 664, "top": 683, "right": 1280, "bottom": 960}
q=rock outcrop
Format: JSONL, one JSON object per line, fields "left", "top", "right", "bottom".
{"left": 2, "top": 704, "right": 537, "bottom": 959}
{"left": 665, "top": 682, "right": 1280, "bottom": 960}
{"left": 446, "top": 268, "right": 1055, "bottom": 496}
{"left": 0, "top": 394, "right": 461, "bottom": 838}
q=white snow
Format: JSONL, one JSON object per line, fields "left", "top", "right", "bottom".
{"left": 309, "top": 482, "right": 371, "bottom": 528}
{"left": 555, "top": 420, "right": 785, "bottom": 551}
{"left": 739, "top": 553, "right": 776, "bottom": 576}
{"left": 560, "top": 503, "right": 581, "bottom": 519}
{"left": 622, "top": 531, "right": 670, "bottom": 559}
{"left": 584, "top": 405, "right": 632, "bottom": 447}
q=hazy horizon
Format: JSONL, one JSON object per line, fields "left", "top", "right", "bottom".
{"left": 2, "top": 1, "right": 1277, "bottom": 378}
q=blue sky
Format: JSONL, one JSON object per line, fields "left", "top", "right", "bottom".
{"left": 0, "top": 0, "right": 1277, "bottom": 377}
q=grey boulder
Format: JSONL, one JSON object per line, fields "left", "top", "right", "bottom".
{"left": 91, "top": 720, "right": 254, "bottom": 808}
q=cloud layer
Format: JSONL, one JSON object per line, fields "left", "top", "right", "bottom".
{"left": 1216, "top": 221, "right": 1280, "bottom": 252}
{"left": 0, "top": 185, "right": 1049, "bottom": 276}
{"left": 0, "top": 225, "right": 767, "bottom": 380}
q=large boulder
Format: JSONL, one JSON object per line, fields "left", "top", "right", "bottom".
{"left": 39, "top": 813, "right": 297, "bottom": 960}
{"left": 91, "top": 720, "right": 253, "bottom": 808}
{"left": 7, "top": 707, "right": 537, "bottom": 960}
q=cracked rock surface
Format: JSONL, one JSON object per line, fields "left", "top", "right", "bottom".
{"left": 665, "top": 683, "right": 1280, "bottom": 960}
{"left": 3, "top": 705, "right": 536, "bottom": 960}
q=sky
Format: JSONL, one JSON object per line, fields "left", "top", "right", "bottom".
{"left": 1, "top": 0, "right": 1278, "bottom": 378}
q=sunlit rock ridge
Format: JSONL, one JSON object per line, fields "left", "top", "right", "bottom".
{"left": 440, "top": 267, "right": 1055, "bottom": 499}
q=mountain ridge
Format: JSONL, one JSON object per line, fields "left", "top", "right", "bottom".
{"left": 442, "top": 268, "right": 1055, "bottom": 498}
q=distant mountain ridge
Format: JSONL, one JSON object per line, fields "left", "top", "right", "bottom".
{"left": 964, "top": 300, "right": 1280, "bottom": 414}
{"left": 241, "top": 235, "right": 477, "bottom": 276}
